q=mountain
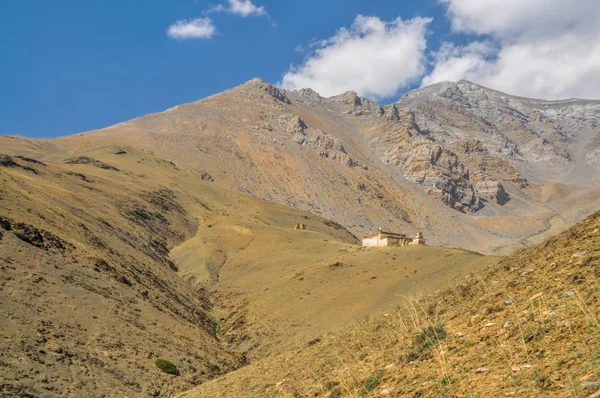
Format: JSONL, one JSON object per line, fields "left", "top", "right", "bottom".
{"left": 56, "top": 78, "right": 600, "bottom": 255}
{"left": 2, "top": 79, "right": 600, "bottom": 397}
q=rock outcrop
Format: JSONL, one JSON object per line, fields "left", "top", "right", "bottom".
{"left": 279, "top": 114, "right": 358, "bottom": 167}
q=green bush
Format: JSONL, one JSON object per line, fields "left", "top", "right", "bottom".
{"left": 404, "top": 323, "right": 447, "bottom": 362}
{"left": 155, "top": 358, "right": 180, "bottom": 375}
{"left": 357, "top": 369, "right": 384, "bottom": 396}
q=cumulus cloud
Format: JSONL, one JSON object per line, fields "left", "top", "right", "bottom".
{"left": 280, "top": 16, "right": 431, "bottom": 100}
{"left": 442, "top": 0, "right": 598, "bottom": 38}
{"left": 167, "top": 18, "right": 216, "bottom": 39}
{"left": 209, "top": 0, "right": 266, "bottom": 17}
{"left": 423, "top": 0, "right": 600, "bottom": 99}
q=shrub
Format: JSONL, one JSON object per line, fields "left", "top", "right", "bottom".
{"left": 329, "top": 386, "right": 343, "bottom": 398}
{"left": 441, "top": 374, "right": 455, "bottom": 387}
{"left": 404, "top": 324, "right": 447, "bottom": 362}
{"left": 357, "top": 369, "right": 384, "bottom": 396}
{"left": 155, "top": 358, "right": 180, "bottom": 375}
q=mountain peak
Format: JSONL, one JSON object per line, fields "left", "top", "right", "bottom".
{"left": 245, "top": 77, "right": 266, "bottom": 85}
{"left": 328, "top": 91, "right": 363, "bottom": 106}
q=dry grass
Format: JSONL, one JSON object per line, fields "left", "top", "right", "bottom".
{"left": 183, "top": 211, "right": 600, "bottom": 397}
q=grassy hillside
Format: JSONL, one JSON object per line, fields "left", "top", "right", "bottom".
{"left": 0, "top": 139, "right": 499, "bottom": 397}
{"left": 0, "top": 142, "right": 353, "bottom": 396}
{"left": 206, "top": 243, "right": 497, "bottom": 360}
{"left": 182, "top": 211, "right": 600, "bottom": 397}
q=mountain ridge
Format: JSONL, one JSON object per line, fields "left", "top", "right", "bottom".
{"left": 10, "top": 78, "right": 600, "bottom": 256}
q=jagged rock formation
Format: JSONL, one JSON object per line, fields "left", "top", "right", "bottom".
{"left": 279, "top": 113, "right": 358, "bottom": 166}
{"left": 369, "top": 110, "right": 483, "bottom": 212}
{"left": 397, "top": 80, "right": 600, "bottom": 167}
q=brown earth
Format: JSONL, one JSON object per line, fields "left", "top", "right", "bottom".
{"left": 182, "top": 211, "right": 600, "bottom": 398}
{"left": 0, "top": 140, "right": 498, "bottom": 397}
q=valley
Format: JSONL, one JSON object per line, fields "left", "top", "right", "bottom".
{"left": 0, "top": 139, "right": 496, "bottom": 396}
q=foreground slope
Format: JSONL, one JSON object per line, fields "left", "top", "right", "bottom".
{"left": 56, "top": 79, "right": 600, "bottom": 254}
{"left": 183, "top": 210, "right": 600, "bottom": 397}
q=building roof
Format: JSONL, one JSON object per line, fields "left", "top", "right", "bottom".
{"left": 362, "top": 231, "right": 408, "bottom": 239}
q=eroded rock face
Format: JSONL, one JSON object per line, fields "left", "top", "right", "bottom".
{"left": 246, "top": 78, "right": 292, "bottom": 104}
{"left": 402, "top": 138, "right": 481, "bottom": 211}
{"left": 309, "top": 79, "right": 597, "bottom": 212}
{"left": 378, "top": 112, "right": 483, "bottom": 212}
{"left": 278, "top": 114, "right": 358, "bottom": 167}
{"left": 474, "top": 180, "right": 509, "bottom": 205}
{"left": 397, "top": 80, "right": 600, "bottom": 166}
{"left": 265, "top": 85, "right": 291, "bottom": 104}
{"left": 587, "top": 133, "right": 600, "bottom": 165}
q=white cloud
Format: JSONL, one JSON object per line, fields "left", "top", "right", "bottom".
{"left": 167, "top": 18, "right": 216, "bottom": 39}
{"left": 280, "top": 15, "right": 431, "bottom": 100}
{"left": 421, "top": 41, "right": 494, "bottom": 86}
{"left": 442, "top": 0, "right": 598, "bottom": 38}
{"left": 228, "top": 0, "right": 265, "bottom": 16}
{"left": 423, "top": 0, "right": 600, "bottom": 99}
{"left": 209, "top": 0, "right": 266, "bottom": 17}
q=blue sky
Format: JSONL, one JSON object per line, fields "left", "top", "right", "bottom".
{"left": 2, "top": 0, "right": 599, "bottom": 138}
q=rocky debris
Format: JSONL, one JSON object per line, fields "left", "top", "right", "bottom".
{"left": 279, "top": 114, "right": 359, "bottom": 167}
{"left": 64, "top": 171, "right": 92, "bottom": 182}
{"left": 200, "top": 172, "right": 215, "bottom": 182}
{"left": 0, "top": 216, "right": 73, "bottom": 252}
{"left": 291, "top": 88, "right": 322, "bottom": 105}
{"left": 384, "top": 104, "right": 400, "bottom": 121}
{"left": 93, "top": 258, "right": 134, "bottom": 286}
{"left": 264, "top": 85, "right": 291, "bottom": 104}
{"left": 332, "top": 91, "right": 363, "bottom": 106}
{"left": 14, "top": 155, "right": 46, "bottom": 166}
{"left": 283, "top": 115, "right": 308, "bottom": 135}
{"left": 474, "top": 179, "right": 509, "bottom": 205}
{"left": 310, "top": 133, "right": 358, "bottom": 167}
{"left": 142, "top": 188, "right": 185, "bottom": 214}
{"left": 0, "top": 154, "right": 39, "bottom": 174}
{"left": 328, "top": 91, "right": 386, "bottom": 118}
{"left": 309, "top": 133, "right": 345, "bottom": 152}
{"left": 451, "top": 140, "right": 526, "bottom": 192}
{"left": 0, "top": 154, "right": 20, "bottom": 168}
{"left": 243, "top": 77, "right": 290, "bottom": 105}
{"left": 65, "top": 156, "right": 120, "bottom": 171}
{"left": 245, "top": 78, "right": 291, "bottom": 104}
